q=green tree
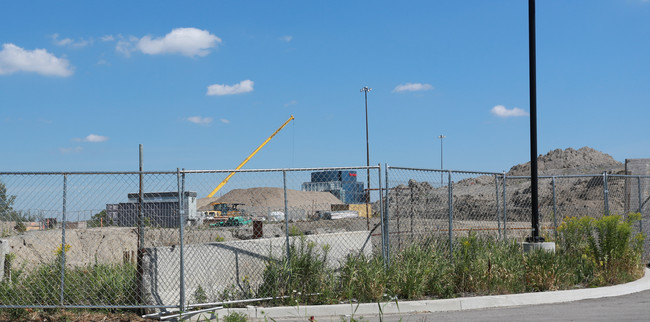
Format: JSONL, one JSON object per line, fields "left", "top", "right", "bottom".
{"left": 0, "top": 181, "right": 18, "bottom": 221}
{"left": 89, "top": 210, "right": 112, "bottom": 227}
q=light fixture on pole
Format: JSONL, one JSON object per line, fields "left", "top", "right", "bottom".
{"left": 438, "top": 134, "right": 445, "bottom": 186}
{"left": 361, "top": 86, "right": 372, "bottom": 230}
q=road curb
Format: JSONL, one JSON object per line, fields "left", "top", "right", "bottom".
{"left": 193, "top": 268, "right": 650, "bottom": 321}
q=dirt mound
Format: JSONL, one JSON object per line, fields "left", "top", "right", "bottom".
{"left": 197, "top": 187, "right": 342, "bottom": 211}
{"left": 386, "top": 147, "right": 628, "bottom": 223}
{"left": 507, "top": 147, "right": 623, "bottom": 176}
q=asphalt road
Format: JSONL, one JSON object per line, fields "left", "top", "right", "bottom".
{"left": 369, "top": 289, "right": 650, "bottom": 322}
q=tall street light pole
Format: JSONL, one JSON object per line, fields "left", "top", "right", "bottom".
{"left": 438, "top": 135, "right": 445, "bottom": 186}
{"left": 361, "top": 86, "right": 372, "bottom": 230}
{"left": 527, "top": 0, "right": 542, "bottom": 243}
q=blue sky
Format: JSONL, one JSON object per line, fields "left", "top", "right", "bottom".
{"left": 1, "top": 0, "right": 649, "bottom": 173}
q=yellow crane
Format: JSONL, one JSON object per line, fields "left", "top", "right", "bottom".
{"left": 206, "top": 115, "right": 295, "bottom": 198}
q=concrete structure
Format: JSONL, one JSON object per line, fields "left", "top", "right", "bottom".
{"left": 0, "top": 239, "right": 8, "bottom": 281}
{"left": 302, "top": 171, "right": 365, "bottom": 204}
{"left": 107, "top": 191, "right": 198, "bottom": 228}
{"left": 142, "top": 231, "right": 372, "bottom": 308}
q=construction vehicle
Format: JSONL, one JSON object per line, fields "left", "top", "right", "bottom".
{"left": 203, "top": 202, "right": 250, "bottom": 226}
{"left": 206, "top": 115, "right": 295, "bottom": 198}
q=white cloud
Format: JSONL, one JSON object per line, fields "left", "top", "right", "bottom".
{"left": 207, "top": 80, "right": 254, "bottom": 96}
{"left": 75, "top": 134, "right": 109, "bottom": 142}
{"left": 393, "top": 82, "right": 434, "bottom": 93}
{"left": 219, "top": 118, "right": 230, "bottom": 124}
{"left": 51, "top": 34, "right": 91, "bottom": 48}
{"left": 116, "top": 38, "right": 136, "bottom": 56}
{"left": 187, "top": 116, "right": 213, "bottom": 125}
{"left": 280, "top": 35, "right": 293, "bottom": 43}
{"left": 101, "top": 35, "right": 115, "bottom": 42}
{"left": 490, "top": 105, "right": 529, "bottom": 118}
{"left": 60, "top": 146, "right": 83, "bottom": 154}
{"left": 0, "top": 43, "right": 73, "bottom": 77}
{"left": 137, "top": 28, "right": 221, "bottom": 57}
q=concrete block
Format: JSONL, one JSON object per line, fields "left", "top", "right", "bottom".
{"left": 522, "top": 242, "right": 556, "bottom": 253}
{"left": 0, "top": 239, "right": 9, "bottom": 281}
{"left": 142, "top": 231, "right": 372, "bottom": 308}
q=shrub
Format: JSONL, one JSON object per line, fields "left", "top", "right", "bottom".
{"left": 557, "top": 213, "right": 645, "bottom": 286}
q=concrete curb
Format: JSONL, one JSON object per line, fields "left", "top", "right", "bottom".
{"left": 193, "top": 268, "right": 650, "bottom": 321}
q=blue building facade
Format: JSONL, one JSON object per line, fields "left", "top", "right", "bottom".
{"left": 301, "top": 171, "right": 365, "bottom": 204}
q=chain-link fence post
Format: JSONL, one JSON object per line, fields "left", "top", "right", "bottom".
{"left": 282, "top": 169, "right": 290, "bottom": 266}
{"left": 177, "top": 168, "right": 186, "bottom": 312}
{"left": 502, "top": 172, "right": 507, "bottom": 239}
{"left": 552, "top": 176, "right": 558, "bottom": 239}
{"left": 137, "top": 145, "right": 145, "bottom": 309}
{"left": 639, "top": 176, "right": 644, "bottom": 233}
{"left": 447, "top": 171, "right": 453, "bottom": 259}
{"left": 60, "top": 174, "right": 67, "bottom": 306}
{"left": 378, "top": 164, "right": 386, "bottom": 268}
{"left": 495, "top": 174, "right": 501, "bottom": 239}
{"left": 384, "top": 165, "right": 390, "bottom": 266}
{"left": 604, "top": 172, "right": 610, "bottom": 216}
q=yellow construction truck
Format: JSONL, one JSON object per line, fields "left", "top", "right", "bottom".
{"left": 203, "top": 202, "right": 250, "bottom": 226}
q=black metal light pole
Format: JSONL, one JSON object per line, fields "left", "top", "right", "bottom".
{"left": 527, "top": 0, "right": 543, "bottom": 243}
{"left": 361, "top": 86, "right": 372, "bottom": 230}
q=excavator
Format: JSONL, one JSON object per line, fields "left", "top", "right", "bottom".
{"left": 204, "top": 115, "right": 295, "bottom": 226}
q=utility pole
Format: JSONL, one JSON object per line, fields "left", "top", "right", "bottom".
{"left": 361, "top": 86, "right": 372, "bottom": 230}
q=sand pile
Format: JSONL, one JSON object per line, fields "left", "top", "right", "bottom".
{"left": 197, "top": 187, "right": 342, "bottom": 211}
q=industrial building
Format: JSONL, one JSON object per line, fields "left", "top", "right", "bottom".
{"left": 107, "top": 191, "right": 198, "bottom": 228}
{"left": 301, "top": 171, "right": 365, "bottom": 204}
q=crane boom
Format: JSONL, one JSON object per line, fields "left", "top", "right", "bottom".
{"left": 206, "top": 115, "right": 295, "bottom": 198}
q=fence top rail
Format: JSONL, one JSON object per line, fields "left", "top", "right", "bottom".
{"left": 508, "top": 174, "right": 650, "bottom": 179}
{"left": 387, "top": 166, "right": 502, "bottom": 176}
{"left": 0, "top": 166, "right": 382, "bottom": 176}
{"left": 0, "top": 171, "right": 177, "bottom": 175}
{"left": 609, "top": 174, "right": 650, "bottom": 179}
{"left": 182, "top": 165, "right": 380, "bottom": 174}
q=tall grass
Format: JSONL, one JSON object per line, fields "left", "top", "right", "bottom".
{"left": 258, "top": 213, "right": 646, "bottom": 305}
{"left": 0, "top": 257, "right": 137, "bottom": 306}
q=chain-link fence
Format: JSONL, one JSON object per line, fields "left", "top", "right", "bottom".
{"left": 0, "top": 166, "right": 648, "bottom": 313}
{"left": 0, "top": 166, "right": 383, "bottom": 313}
{"left": 385, "top": 167, "right": 650, "bottom": 261}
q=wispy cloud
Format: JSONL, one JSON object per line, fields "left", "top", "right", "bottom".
{"left": 393, "top": 82, "right": 434, "bottom": 93}
{"left": 284, "top": 100, "right": 298, "bottom": 107}
{"left": 60, "top": 146, "right": 83, "bottom": 154}
{"left": 51, "top": 34, "right": 91, "bottom": 48}
{"left": 0, "top": 43, "right": 73, "bottom": 76}
{"left": 490, "top": 105, "right": 528, "bottom": 118}
{"left": 115, "top": 36, "right": 139, "bottom": 57}
{"left": 219, "top": 118, "right": 230, "bottom": 124}
{"left": 74, "top": 134, "right": 109, "bottom": 142}
{"left": 135, "top": 28, "right": 221, "bottom": 57}
{"left": 187, "top": 116, "right": 213, "bottom": 125}
{"left": 101, "top": 35, "right": 115, "bottom": 42}
{"left": 280, "top": 35, "right": 293, "bottom": 43}
{"left": 207, "top": 80, "right": 254, "bottom": 96}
